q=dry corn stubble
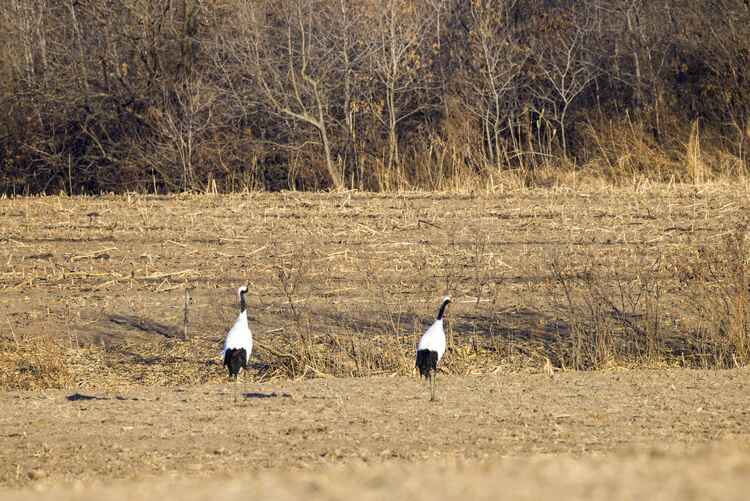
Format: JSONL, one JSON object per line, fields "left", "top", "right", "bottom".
{"left": 1, "top": 186, "right": 749, "bottom": 390}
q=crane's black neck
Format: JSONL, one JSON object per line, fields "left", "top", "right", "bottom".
{"left": 239, "top": 290, "right": 247, "bottom": 313}
{"left": 436, "top": 300, "right": 450, "bottom": 320}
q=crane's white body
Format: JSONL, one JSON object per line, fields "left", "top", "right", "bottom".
{"left": 417, "top": 319, "right": 446, "bottom": 361}
{"left": 221, "top": 309, "right": 252, "bottom": 363}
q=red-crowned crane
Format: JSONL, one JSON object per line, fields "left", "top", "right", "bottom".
{"left": 416, "top": 296, "right": 451, "bottom": 401}
{"left": 221, "top": 285, "right": 253, "bottom": 382}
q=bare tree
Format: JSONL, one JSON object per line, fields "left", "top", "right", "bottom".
{"left": 616, "top": 0, "right": 675, "bottom": 137}
{"left": 217, "top": 0, "right": 345, "bottom": 189}
{"left": 147, "top": 78, "right": 218, "bottom": 190}
{"left": 680, "top": 0, "right": 750, "bottom": 160}
{"left": 532, "top": 14, "right": 598, "bottom": 159}
{"left": 366, "top": 0, "right": 437, "bottom": 171}
{"left": 457, "top": 0, "right": 527, "bottom": 168}
{"left": 328, "top": 0, "right": 378, "bottom": 187}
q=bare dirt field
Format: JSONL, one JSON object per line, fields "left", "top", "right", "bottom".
{"left": 1, "top": 187, "right": 750, "bottom": 497}
{"left": 2, "top": 371, "right": 750, "bottom": 499}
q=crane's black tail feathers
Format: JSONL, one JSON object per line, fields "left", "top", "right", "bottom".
{"left": 224, "top": 348, "right": 247, "bottom": 379}
{"left": 416, "top": 349, "right": 438, "bottom": 378}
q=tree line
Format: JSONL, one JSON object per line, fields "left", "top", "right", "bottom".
{"left": 1, "top": 0, "right": 748, "bottom": 194}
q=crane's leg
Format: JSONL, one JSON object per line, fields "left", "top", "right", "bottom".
{"left": 240, "top": 368, "right": 246, "bottom": 403}
{"left": 430, "top": 372, "right": 436, "bottom": 402}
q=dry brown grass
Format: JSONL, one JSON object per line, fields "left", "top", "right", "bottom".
{"left": 542, "top": 232, "right": 749, "bottom": 370}
{"left": 578, "top": 117, "right": 748, "bottom": 186}
{"left": 0, "top": 332, "right": 72, "bottom": 390}
{"left": 1, "top": 187, "right": 750, "bottom": 390}
{"left": 675, "top": 228, "right": 750, "bottom": 367}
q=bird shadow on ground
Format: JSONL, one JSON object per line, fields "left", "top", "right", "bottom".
{"left": 313, "top": 308, "right": 423, "bottom": 336}
{"left": 66, "top": 393, "right": 105, "bottom": 401}
{"left": 311, "top": 305, "right": 580, "bottom": 368}
{"left": 108, "top": 314, "right": 181, "bottom": 338}
{"left": 242, "top": 391, "right": 292, "bottom": 399}
{"left": 66, "top": 393, "right": 139, "bottom": 402}
{"left": 450, "top": 307, "right": 564, "bottom": 337}
{"left": 73, "top": 313, "right": 184, "bottom": 348}
{"left": 316, "top": 305, "right": 564, "bottom": 344}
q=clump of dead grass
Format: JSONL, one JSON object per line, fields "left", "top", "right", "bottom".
{"left": 579, "top": 116, "right": 682, "bottom": 183}
{"left": 254, "top": 321, "right": 510, "bottom": 379}
{"left": 254, "top": 327, "right": 414, "bottom": 379}
{"left": 0, "top": 334, "right": 73, "bottom": 390}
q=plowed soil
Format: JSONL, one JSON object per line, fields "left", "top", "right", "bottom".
{"left": 2, "top": 370, "right": 750, "bottom": 497}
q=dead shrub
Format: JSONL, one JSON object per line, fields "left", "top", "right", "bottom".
{"left": 545, "top": 229, "right": 750, "bottom": 370}
{"left": 676, "top": 228, "right": 750, "bottom": 367}
{"left": 546, "top": 251, "right": 666, "bottom": 369}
